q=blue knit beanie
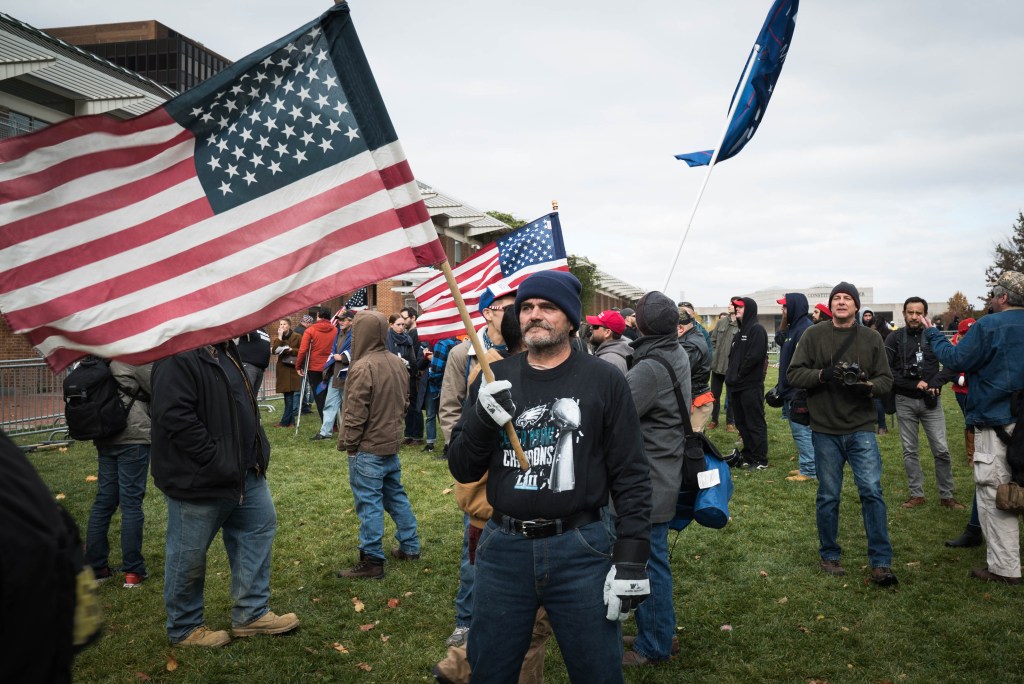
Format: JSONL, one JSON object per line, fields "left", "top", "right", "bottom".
{"left": 514, "top": 271, "right": 582, "bottom": 332}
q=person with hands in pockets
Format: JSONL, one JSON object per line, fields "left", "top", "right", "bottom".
{"left": 447, "top": 270, "right": 652, "bottom": 684}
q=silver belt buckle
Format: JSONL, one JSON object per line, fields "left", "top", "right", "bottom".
{"left": 520, "top": 518, "right": 550, "bottom": 538}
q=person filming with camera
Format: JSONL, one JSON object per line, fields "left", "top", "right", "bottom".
{"left": 885, "top": 297, "right": 964, "bottom": 511}
{"left": 787, "top": 282, "right": 898, "bottom": 587}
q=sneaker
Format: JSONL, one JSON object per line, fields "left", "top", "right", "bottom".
{"left": 337, "top": 555, "right": 384, "bottom": 579}
{"left": 423, "top": 442, "right": 435, "bottom": 452}
{"left": 901, "top": 496, "right": 927, "bottom": 509}
{"left": 392, "top": 547, "right": 421, "bottom": 561}
{"left": 819, "top": 559, "right": 846, "bottom": 577}
{"left": 940, "top": 498, "right": 966, "bottom": 510}
{"left": 723, "top": 449, "right": 743, "bottom": 468}
{"left": 870, "top": 567, "right": 899, "bottom": 587}
{"left": 176, "top": 625, "right": 231, "bottom": 648}
{"left": 232, "top": 611, "right": 300, "bottom": 637}
{"left": 739, "top": 458, "right": 769, "bottom": 471}
{"left": 445, "top": 626, "right": 469, "bottom": 647}
{"left": 310, "top": 433, "right": 331, "bottom": 441}
{"left": 93, "top": 566, "right": 114, "bottom": 582}
{"left": 123, "top": 572, "right": 148, "bottom": 588}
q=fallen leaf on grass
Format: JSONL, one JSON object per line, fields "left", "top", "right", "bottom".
{"left": 807, "top": 679, "right": 828, "bottom": 684}
{"left": 693, "top": 554, "right": 702, "bottom": 561}
{"left": 387, "top": 598, "right": 399, "bottom": 608}
{"left": 305, "top": 646, "right": 316, "bottom": 654}
{"left": 312, "top": 597, "right": 321, "bottom": 603}
{"left": 905, "top": 561, "right": 920, "bottom": 567}
{"left": 797, "top": 625, "right": 811, "bottom": 634}
{"left": 984, "top": 592, "right": 993, "bottom": 601}
{"left": 357, "top": 662, "right": 372, "bottom": 671}
{"left": 720, "top": 624, "right": 732, "bottom": 631}
{"left": 332, "top": 642, "right": 349, "bottom": 653}
{"left": 352, "top": 597, "right": 365, "bottom": 612}
{"left": 777, "top": 596, "right": 788, "bottom": 605}
{"left": 359, "top": 622, "right": 378, "bottom": 631}
{"left": 404, "top": 591, "right": 414, "bottom": 597}
{"left": 759, "top": 570, "right": 769, "bottom": 578}
{"left": 816, "top": 614, "right": 825, "bottom": 621}
{"left": 293, "top": 560, "right": 301, "bottom": 565}
{"left": 442, "top": 487, "right": 453, "bottom": 495}
{"left": 841, "top": 626, "right": 850, "bottom": 632}
{"left": 380, "top": 634, "right": 390, "bottom": 643}
{"left": 422, "top": 568, "right": 431, "bottom": 574}
{"left": 166, "top": 654, "right": 178, "bottom": 672}
{"left": 59, "top": 447, "right": 68, "bottom": 453}
{"left": 85, "top": 475, "right": 98, "bottom": 482}
{"left": 55, "top": 493, "right": 66, "bottom": 500}
{"left": 135, "top": 673, "right": 152, "bottom": 681}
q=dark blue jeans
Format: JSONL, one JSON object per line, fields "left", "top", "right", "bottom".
{"left": 278, "top": 391, "right": 297, "bottom": 426}
{"left": 86, "top": 444, "right": 150, "bottom": 575}
{"left": 468, "top": 520, "right": 624, "bottom": 683}
{"left": 634, "top": 522, "right": 675, "bottom": 661}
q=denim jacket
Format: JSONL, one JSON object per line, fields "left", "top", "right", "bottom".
{"left": 926, "top": 308, "right": 1024, "bottom": 427}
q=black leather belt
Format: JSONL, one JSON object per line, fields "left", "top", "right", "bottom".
{"left": 491, "top": 510, "right": 601, "bottom": 539}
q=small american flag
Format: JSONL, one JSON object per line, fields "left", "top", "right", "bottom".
{"left": 0, "top": 3, "right": 444, "bottom": 372}
{"left": 414, "top": 213, "right": 568, "bottom": 344}
{"left": 345, "top": 287, "right": 368, "bottom": 310}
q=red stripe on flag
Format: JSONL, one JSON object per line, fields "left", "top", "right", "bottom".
{"left": 0, "top": 129, "right": 193, "bottom": 204}
{"left": 0, "top": 158, "right": 198, "bottom": 251}
{"left": 40, "top": 246, "right": 429, "bottom": 371}
{"left": 0, "top": 108, "right": 175, "bottom": 164}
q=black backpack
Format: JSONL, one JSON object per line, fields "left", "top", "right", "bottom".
{"left": 63, "top": 357, "right": 144, "bottom": 441}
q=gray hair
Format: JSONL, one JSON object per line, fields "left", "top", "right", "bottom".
{"left": 993, "top": 285, "right": 1024, "bottom": 307}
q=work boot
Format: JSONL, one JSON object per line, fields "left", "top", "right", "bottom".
{"left": 175, "top": 626, "right": 231, "bottom": 648}
{"left": 232, "top": 611, "right": 300, "bottom": 637}
{"left": 946, "top": 525, "right": 983, "bottom": 548}
{"left": 337, "top": 552, "right": 384, "bottom": 579}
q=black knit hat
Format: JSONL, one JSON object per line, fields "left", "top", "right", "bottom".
{"left": 829, "top": 282, "right": 861, "bottom": 311}
{"left": 636, "top": 291, "right": 678, "bottom": 336}
{"left": 514, "top": 271, "right": 582, "bottom": 332}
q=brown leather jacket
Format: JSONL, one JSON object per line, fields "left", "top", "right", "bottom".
{"left": 338, "top": 311, "right": 409, "bottom": 455}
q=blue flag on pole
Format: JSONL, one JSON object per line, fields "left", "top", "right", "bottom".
{"left": 675, "top": 0, "right": 799, "bottom": 167}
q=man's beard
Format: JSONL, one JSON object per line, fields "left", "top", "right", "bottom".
{"left": 524, "top": 321, "right": 569, "bottom": 352}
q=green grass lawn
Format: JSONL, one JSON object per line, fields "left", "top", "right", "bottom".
{"left": 25, "top": 368, "right": 1024, "bottom": 683}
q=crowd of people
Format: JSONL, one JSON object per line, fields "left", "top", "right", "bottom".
{"left": 19, "top": 270, "right": 1022, "bottom": 682}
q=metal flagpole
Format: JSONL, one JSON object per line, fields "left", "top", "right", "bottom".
{"left": 660, "top": 44, "right": 762, "bottom": 293}
{"left": 294, "top": 351, "right": 311, "bottom": 437}
{"left": 439, "top": 259, "right": 531, "bottom": 472}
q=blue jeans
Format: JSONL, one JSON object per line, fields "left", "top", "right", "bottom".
{"left": 784, "top": 399, "right": 816, "bottom": 477}
{"left": 318, "top": 385, "right": 343, "bottom": 437}
{"left": 278, "top": 391, "right": 297, "bottom": 426}
{"left": 813, "top": 431, "right": 893, "bottom": 568}
{"left": 468, "top": 520, "right": 623, "bottom": 684}
{"left": 86, "top": 444, "right": 150, "bottom": 575}
{"left": 634, "top": 522, "right": 675, "bottom": 661}
{"left": 455, "top": 513, "right": 473, "bottom": 628}
{"left": 425, "top": 394, "right": 440, "bottom": 445}
{"left": 347, "top": 453, "right": 419, "bottom": 561}
{"left": 164, "top": 471, "right": 277, "bottom": 642}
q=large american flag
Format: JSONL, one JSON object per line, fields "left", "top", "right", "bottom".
{"left": 0, "top": 3, "right": 445, "bottom": 372}
{"left": 413, "top": 213, "right": 568, "bottom": 344}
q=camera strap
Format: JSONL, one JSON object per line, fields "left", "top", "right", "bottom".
{"left": 829, "top": 324, "right": 859, "bottom": 365}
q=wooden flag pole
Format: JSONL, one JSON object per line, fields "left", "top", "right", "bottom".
{"left": 439, "top": 259, "right": 531, "bottom": 472}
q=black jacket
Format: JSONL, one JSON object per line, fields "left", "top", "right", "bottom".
{"left": 678, "top": 326, "right": 711, "bottom": 395}
{"left": 151, "top": 342, "right": 269, "bottom": 500}
{"left": 725, "top": 297, "right": 768, "bottom": 391}
{"left": 885, "top": 326, "right": 946, "bottom": 398}
{"left": 776, "top": 293, "right": 814, "bottom": 401}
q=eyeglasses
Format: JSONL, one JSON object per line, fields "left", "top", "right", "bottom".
{"left": 486, "top": 305, "right": 509, "bottom": 313}
{"left": 591, "top": 325, "right": 605, "bottom": 330}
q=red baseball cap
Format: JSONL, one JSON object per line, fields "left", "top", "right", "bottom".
{"left": 814, "top": 303, "right": 832, "bottom": 319}
{"left": 776, "top": 297, "right": 787, "bottom": 305}
{"left": 585, "top": 310, "right": 626, "bottom": 335}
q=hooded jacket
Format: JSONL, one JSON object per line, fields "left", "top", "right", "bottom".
{"left": 725, "top": 297, "right": 768, "bottom": 391}
{"left": 776, "top": 293, "right": 813, "bottom": 401}
{"left": 594, "top": 336, "right": 633, "bottom": 374}
{"left": 628, "top": 333, "right": 691, "bottom": 523}
{"left": 339, "top": 311, "right": 410, "bottom": 456}
{"left": 296, "top": 319, "right": 336, "bottom": 373}
{"left": 95, "top": 361, "right": 152, "bottom": 447}
{"left": 678, "top": 326, "right": 711, "bottom": 395}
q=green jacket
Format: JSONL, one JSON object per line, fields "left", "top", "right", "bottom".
{"left": 786, "top": 323, "right": 893, "bottom": 435}
{"left": 709, "top": 317, "right": 738, "bottom": 376}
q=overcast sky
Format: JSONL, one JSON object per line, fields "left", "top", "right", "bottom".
{"left": 10, "top": 0, "right": 1023, "bottom": 308}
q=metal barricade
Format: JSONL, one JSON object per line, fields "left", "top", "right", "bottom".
{"left": 0, "top": 358, "right": 69, "bottom": 438}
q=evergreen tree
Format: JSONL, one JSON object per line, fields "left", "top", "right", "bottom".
{"left": 985, "top": 211, "right": 1024, "bottom": 287}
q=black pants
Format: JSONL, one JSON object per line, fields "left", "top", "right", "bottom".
{"left": 710, "top": 372, "right": 733, "bottom": 424}
{"left": 307, "top": 370, "right": 328, "bottom": 419}
{"left": 731, "top": 384, "right": 768, "bottom": 463}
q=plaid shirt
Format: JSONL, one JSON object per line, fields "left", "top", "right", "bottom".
{"left": 428, "top": 337, "right": 460, "bottom": 398}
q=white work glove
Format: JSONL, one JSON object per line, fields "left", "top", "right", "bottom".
{"left": 475, "top": 379, "right": 515, "bottom": 428}
{"left": 603, "top": 563, "right": 650, "bottom": 621}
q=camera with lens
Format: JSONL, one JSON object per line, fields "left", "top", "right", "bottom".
{"left": 906, "top": 363, "right": 922, "bottom": 380}
{"left": 836, "top": 361, "right": 867, "bottom": 386}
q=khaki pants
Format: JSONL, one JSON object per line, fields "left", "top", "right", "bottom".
{"left": 434, "top": 608, "right": 551, "bottom": 684}
{"left": 691, "top": 401, "right": 713, "bottom": 433}
{"left": 974, "top": 426, "right": 1020, "bottom": 578}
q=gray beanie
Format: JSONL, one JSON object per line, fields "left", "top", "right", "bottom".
{"left": 636, "top": 291, "right": 678, "bottom": 336}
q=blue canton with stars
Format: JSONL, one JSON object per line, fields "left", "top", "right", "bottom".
{"left": 166, "top": 21, "right": 369, "bottom": 213}
{"left": 496, "top": 213, "right": 566, "bottom": 276}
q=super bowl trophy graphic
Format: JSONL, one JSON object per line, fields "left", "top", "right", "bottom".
{"left": 549, "top": 398, "right": 580, "bottom": 493}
